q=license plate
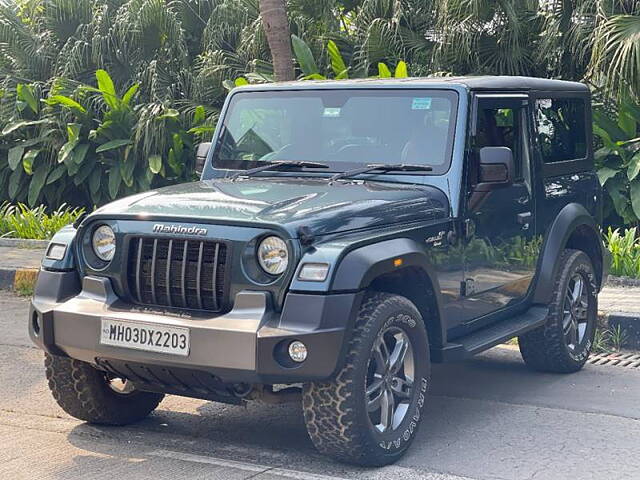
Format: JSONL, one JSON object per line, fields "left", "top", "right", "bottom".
{"left": 100, "top": 318, "right": 190, "bottom": 357}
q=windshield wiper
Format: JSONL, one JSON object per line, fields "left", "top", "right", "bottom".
{"left": 329, "top": 163, "right": 433, "bottom": 183}
{"left": 229, "top": 160, "right": 329, "bottom": 180}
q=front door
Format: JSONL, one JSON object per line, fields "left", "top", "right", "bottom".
{"left": 459, "top": 95, "right": 539, "bottom": 324}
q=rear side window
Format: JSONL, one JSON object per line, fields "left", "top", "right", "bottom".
{"left": 535, "top": 98, "right": 587, "bottom": 163}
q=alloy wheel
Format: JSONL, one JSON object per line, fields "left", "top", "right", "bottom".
{"left": 563, "top": 273, "right": 589, "bottom": 351}
{"left": 365, "top": 327, "right": 415, "bottom": 433}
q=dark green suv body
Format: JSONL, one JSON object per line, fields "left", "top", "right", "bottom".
{"left": 30, "top": 76, "right": 609, "bottom": 466}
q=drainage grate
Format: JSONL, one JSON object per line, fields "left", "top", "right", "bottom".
{"left": 588, "top": 352, "right": 640, "bottom": 368}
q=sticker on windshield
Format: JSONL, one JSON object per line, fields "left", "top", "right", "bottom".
{"left": 323, "top": 107, "right": 341, "bottom": 117}
{"left": 411, "top": 98, "right": 432, "bottom": 110}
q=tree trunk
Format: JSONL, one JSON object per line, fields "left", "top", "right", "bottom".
{"left": 259, "top": 0, "right": 295, "bottom": 82}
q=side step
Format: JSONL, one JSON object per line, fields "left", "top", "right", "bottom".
{"left": 432, "top": 306, "right": 548, "bottom": 363}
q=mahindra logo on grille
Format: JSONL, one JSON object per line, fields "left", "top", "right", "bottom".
{"left": 152, "top": 224, "right": 208, "bottom": 236}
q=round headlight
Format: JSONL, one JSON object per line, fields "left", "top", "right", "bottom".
{"left": 92, "top": 225, "right": 116, "bottom": 262}
{"left": 257, "top": 236, "right": 289, "bottom": 275}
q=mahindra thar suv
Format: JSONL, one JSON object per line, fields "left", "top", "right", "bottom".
{"left": 30, "top": 77, "right": 609, "bottom": 466}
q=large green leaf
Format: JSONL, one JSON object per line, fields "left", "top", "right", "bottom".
{"left": 46, "top": 95, "right": 87, "bottom": 114}
{"left": 598, "top": 166, "right": 619, "bottom": 185}
{"left": 96, "top": 139, "right": 131, "bottom": 153}
{"left": 108, "top": 166, "right": 121, "bottom": 199}
{"left": 67, "top": 123, "right": 81, "bottom": 142}
{"left": 628, "top": 151, "right": 640, "bottom": 181}
{"left": 593, "top": 110, "right": 628, "bottom": 143}
{"left": 121, "top": 84, "right": 139, "bottom": 106}
{"left": 17, "top": 84, "right": 38, "bottom": 114}
{"left": 631, "top": 179, "right": 640, "bottom": 219}
{"left": 28, "top": 163, "right": 49, "bottom": 206}
{"left": 96, "top": 69, "right": 119, "bottom": 110}
{"left": 89, "top": 168, "right": 101, "bottom": 196}
{"left": 8, "top": 146, "right": 24, "bottom": 171}
{"left": 22, "top": 149, "right": 39, "bottom": 175}
{"left": 8, "top": 165, "right": 24, "bottom": 199}
{"left": 193, "top": 105, "right": 206, "bottom": 124}
{"left": 148, "top": 154, "right": 162, "bottom": 174}
{"left": 73, "top": 143, "right": 90, "bottom": 164}
{"left": 57, "top": 140, "right": 78, "bottom": 164}
{"left": 327, "top": 40, "right": 348, "bottom": 79}
{"left": 2, "top": 119, "right": 51, "bottom": 136}
{"left": 291, "top": 34, "right": 319, "bottom": 76}
{"left": 46, "top": 164, "right": 67, "bottom": 185}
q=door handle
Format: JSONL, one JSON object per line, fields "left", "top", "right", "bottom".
{"left": 517, "top": 212, "right": 532, "bottom": 229}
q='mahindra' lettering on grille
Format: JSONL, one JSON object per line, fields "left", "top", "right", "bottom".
{"left": 152, "top": 224, "right": 208, "bottom": 236}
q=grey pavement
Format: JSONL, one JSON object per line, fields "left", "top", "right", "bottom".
{"left": 1, "top": 291, "right": 639, "bottom": 480}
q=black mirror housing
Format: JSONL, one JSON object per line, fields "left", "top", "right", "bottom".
{"left": 476, "top": 146, "right": 514, "bottom": 191}
{"left": 195, "top": 142, "right": 211, "bottom": 176}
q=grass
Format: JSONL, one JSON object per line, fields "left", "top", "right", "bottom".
{"left": 0, "top": 203, "right": 84, "bottom": 240}
{"left": 592, "top": 325, "right": 629, "bottom": 354}
{"left": 604, "top": 227, "right": 640, "bottom": 278}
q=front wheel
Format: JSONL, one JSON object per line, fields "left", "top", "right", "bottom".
{"left": 519, "top": 249, "right": 598, "bottom": 373}
{"left": 45, "top": 353, "right": 164, "bottom": 425}
{"left": 302, "top": 292, "right": 430, "bottom": 466}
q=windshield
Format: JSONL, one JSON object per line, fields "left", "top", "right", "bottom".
{"left": 212, "top": 89, "right": 458, "bottom": 175}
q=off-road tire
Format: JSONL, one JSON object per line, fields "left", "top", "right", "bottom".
{"left": 45, "top": 353, "right": 164, "bottom": 425}
{"left": 518, "top": 249, "right": 597, "bottom": 373}
{"left": 302, "top": 292, "right": 430, "bottom": 466}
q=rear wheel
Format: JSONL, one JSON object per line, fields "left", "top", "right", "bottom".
{"left": 302, "top": 292, "right": 430, "bottom": 466}
{"left": 519, "top": 249, "right": 597, "bottom": 373}
{"left": 45, "top": 353, "right": 164, "bottom": 425}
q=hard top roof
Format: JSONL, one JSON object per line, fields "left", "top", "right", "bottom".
{"left": 237, "top": 75, "right": 588, "bottom": 93}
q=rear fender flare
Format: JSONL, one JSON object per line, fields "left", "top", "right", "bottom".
{"left": 533, "top": 203, "right": 605, "bottom": 304}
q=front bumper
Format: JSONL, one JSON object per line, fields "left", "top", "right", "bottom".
{"left": 29, "top": 270, "right": 360, "bottom": 385}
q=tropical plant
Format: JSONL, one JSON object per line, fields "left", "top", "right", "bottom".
{"left": 593, "top": 102, "right": 640, "bottom": 225}
{"left": 0, "top": 202, "right": 84, "bottom": 240}
{"left": 604, "top": 227, "right": 640, "bottom": 277}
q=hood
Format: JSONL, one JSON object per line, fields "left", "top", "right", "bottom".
{"left": 92, "top": 176, "right": 450, "bottom": 237}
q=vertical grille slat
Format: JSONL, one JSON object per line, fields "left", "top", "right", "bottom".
{"left": 150, "top": 239, "right": 158, "bottom": 305}
{"left": 127, "top": 235, "right": 226, "bottom": 312}
{"left": 196, "top": 242, "right": 204, "bottom": 310}
{"left": 181, "top": 241, "right": 188, "bottom": 307}
{"left": 212, "top": 243, "right": 220, "bottom": 311}
{"left": 135, "top": 238, "right": 143, "bottom": 303}
{"left": 165, "top": 239, "right": 173, "bottom": 307}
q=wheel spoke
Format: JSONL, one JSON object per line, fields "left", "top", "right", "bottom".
{"left": 568, "top": 323, "right": 579, "bottom": 348}
{"left": 366, "top": 376, "right": 384, "bottom": 397}
{"left": 389, "top": 336, "right": 409, "bottom": 374}
{"left": 380, "top": 388, "right": 395, "bottom": 432}
{"left": 367, "top": 383, "right": 384, "bottom": 412}
{"left": 571, "top": 277, "right": 583, "bottom": 304}
{"left": 562, "top": 314, "right": 573, "bottom": 335}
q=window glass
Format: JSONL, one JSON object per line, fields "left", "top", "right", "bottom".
{"left": 476, "top": 107, "right": 522, "bottom": 179}
{"left": 535, "top": 98, "right": 586, "bottom": 163}
{"left": 213, "top": 89, "right": 458, "bottom": 174}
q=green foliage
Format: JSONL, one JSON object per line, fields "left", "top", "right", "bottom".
{"left": 604, "top": 227, "right": 640, "bottom": 278}
{"left": 593, "top": 103, "right": 640, "bottom": 225}
{"left": 0, "top": 203, "right": 84, "bottom": 240}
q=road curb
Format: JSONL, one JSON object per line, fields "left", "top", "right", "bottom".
{"left": 0, "top": 238, "right": 49, "bottom": 249}
{"left": 607, "top": 313, "right": 640, "bottom": 349}
{"left": 0, "top": 267, "right": 39, "bottom": 293}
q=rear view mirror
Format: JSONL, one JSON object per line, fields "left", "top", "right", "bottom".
{"left": 195, "top": 142, "right": 211, "bottom": 176}
{"left": 476, "top": 146, "right": 514, "bottom": 191}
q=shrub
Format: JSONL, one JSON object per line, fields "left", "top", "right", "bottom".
{"left": 0, "top": 203, "right": 84, "bottom": 240}
{"left": 604, "top": 227, "right": 640, "bottom": 278}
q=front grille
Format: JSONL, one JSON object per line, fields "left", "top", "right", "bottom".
{"left": 126, "top": 237, "right": 227, "bottom": 311}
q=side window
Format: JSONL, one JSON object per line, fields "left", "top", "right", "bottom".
{"left": 476, "top": 107, "right": 523, "bottom": 180}
{"left": 535, "top": 98, "right": 587, "bottom": 163}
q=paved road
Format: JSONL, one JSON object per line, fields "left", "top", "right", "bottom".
{"left": 1, "top": 291, "right": 639, "bottom": 480}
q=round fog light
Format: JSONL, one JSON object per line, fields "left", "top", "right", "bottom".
{"left": 288, "top": 341, "right": 308, "bottom": 363}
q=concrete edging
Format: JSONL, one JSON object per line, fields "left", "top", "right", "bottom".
{"left": 607, "top": 313, "right": 640, "bottom": 349}
{"left": 0, "top": 267, "right": 39, "bottom": 292}
{"left": 0, "top": 238, "right": 49, "bottom": 249}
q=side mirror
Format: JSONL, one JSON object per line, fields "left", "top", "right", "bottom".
{"left": 476, "top": 146, "right": 514, "bottom": 192}
{"left": 195, "top": 142, "right": 211, "bottom": 176}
